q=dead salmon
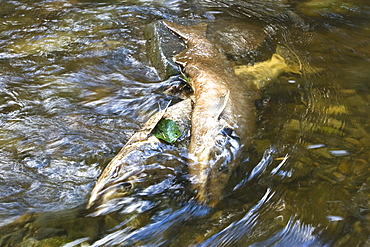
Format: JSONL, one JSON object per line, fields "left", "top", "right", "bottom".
{"left": 86, "top": 99, "right": 193, "bottom": 210}
{"left": 86, "top": 21, "right": 299, "bottom": 210}
{"left": 163, "top": 21, "right": 256, "bottom": 207}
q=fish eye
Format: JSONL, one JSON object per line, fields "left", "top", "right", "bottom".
{"left": 116, "top": 182, "right": 133, "bottom": 194}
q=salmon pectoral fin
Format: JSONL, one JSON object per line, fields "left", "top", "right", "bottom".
{"left": 203, "top": 90, "right": 229, "bottom": 121}
{"left": 215, "top": 91, "right": 229, "bottom": 120}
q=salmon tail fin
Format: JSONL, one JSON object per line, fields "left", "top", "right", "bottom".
{"left": 162, "top": 21, "right": 208, "bottom": 41}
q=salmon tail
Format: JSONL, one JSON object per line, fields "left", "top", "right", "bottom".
{"left": 162, "top": 21, "right": 208, "bottom": 41}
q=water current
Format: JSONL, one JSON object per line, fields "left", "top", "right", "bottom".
{"left": 0, "top": 0, "right": 369, "bottom": 246}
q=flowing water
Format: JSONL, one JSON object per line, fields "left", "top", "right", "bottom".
{"left": 0, "top": 0, "right": 369, "bottom": 246}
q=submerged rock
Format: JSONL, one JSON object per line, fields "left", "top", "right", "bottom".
{"left": 145, "top": 21, "right": 187, "bottom": 80}
{"left": 206, "top": 19, "right": 273, "bottom": 64}
{"left": 7, "top": 34, "right": 75, "bottom": 55}
{"left": 296, "top": 0, "right": 362, "bottom": 17}
{"left": 234, "top": 53, "right": 301, "bottom": 89}
{"left": 0, "top": 206, "right": 99, "bottom": 247}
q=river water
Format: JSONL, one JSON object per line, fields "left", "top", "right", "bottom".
{"left": 0, "top": 0, "right": 369, "bottom": 246}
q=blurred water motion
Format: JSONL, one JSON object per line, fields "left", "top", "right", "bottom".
{"left": 0, "top": 0, "right": 369, "bottom": 246}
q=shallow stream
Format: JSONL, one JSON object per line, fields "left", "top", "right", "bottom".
{"left": 0, "top": 0, "right": 369, "bottom": 246}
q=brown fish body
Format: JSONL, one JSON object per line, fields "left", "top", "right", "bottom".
{"left": 163, "top": 21, "right": 256, "bottom": 207}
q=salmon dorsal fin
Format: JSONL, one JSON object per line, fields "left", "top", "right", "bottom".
{"left": 163, "top": 21, "right": 207, "bottom": 41}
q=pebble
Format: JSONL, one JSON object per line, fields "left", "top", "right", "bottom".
{"left": 344, "top": 137, "right": 363, "bottom": 149}
{"left": 338, "top": 160, "right": 351, "bottom": 175}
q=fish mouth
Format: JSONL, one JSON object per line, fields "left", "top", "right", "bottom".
{"left": 87, "top": 180, "right": 135, "bottom": 210}
{"left": 86, "top": 160, "right": 147, "bottom": 210}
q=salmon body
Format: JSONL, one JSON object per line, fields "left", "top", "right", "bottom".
{"left": 163, "top": 21, "right": 256, "bottom": 207}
